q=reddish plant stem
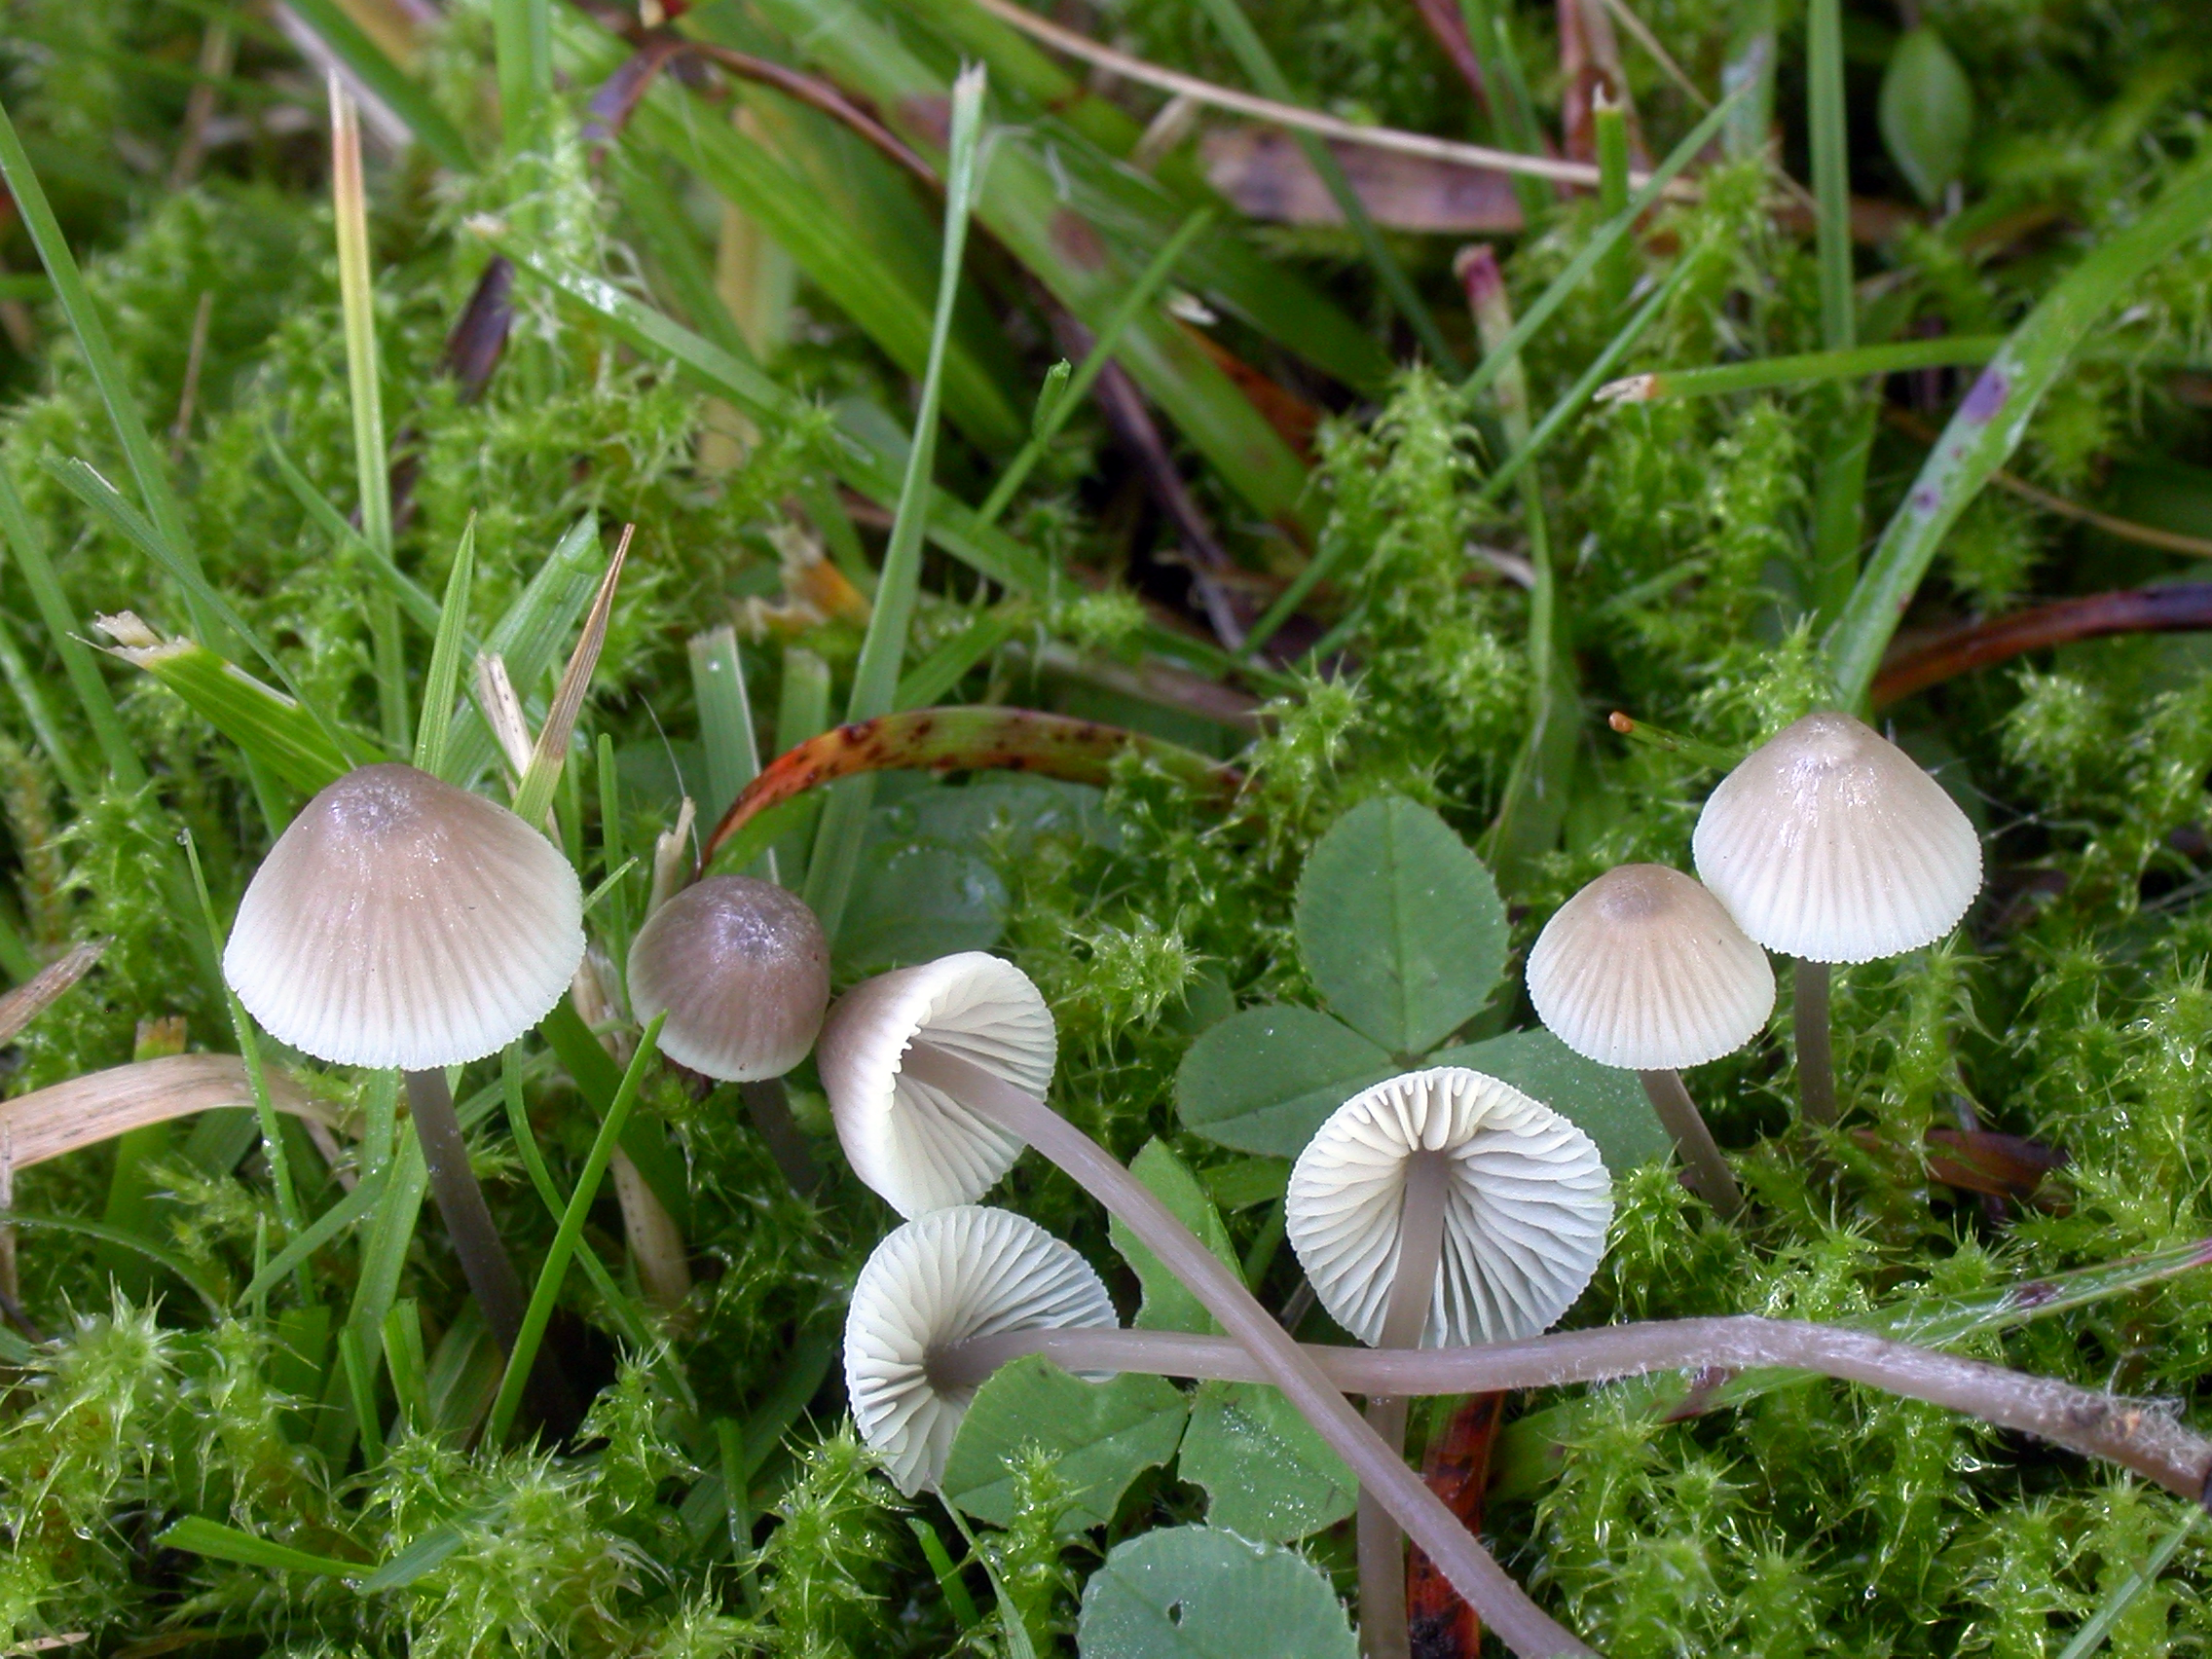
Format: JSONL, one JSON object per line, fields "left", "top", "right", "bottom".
{"left": 1874, "top": 583, "right": 2212, "bottom": 706}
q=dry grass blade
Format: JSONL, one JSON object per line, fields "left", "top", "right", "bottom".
{"left": 472, "top": 651, "right": 536, "bottom": 780}
{"left": 511, "top": 523, "right": 631, "bottom": 828}
{"left": 0, "top": 1054, "right": 332, "bottom": 1172}
{"left": 962, "top": 0, "right": 1676, "bottom": 198}
{"left": 0, "top": 938, "right": 106, "bottom": 1047}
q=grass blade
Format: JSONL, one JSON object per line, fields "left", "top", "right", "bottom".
{"left": 414, "top": 518, "right": 478, "bottom": 780}
{"left": 1188, "top": 0, "right": 1455, "bottom": 368}
{"left": 330, "top": 77, "right": 409, "bottom": 757}
{"left": 1462, "top": 89, "right": 1744, "bottom": 407}
{"left": 0, "top": 98, "right": 221, "bottom": 645}
{"left": 1807, "top": 0, "right": 1854, "bottom": 351}
{"left": 485, "top": 1014, "right": 666, "bottom": 1447}
{"left": 805, "top": 66, "right": 990, "bottom": 938}
{"left": 280, "top": 0, "right": 471, "bottom": 169}
{"left": 1827, "top": 157, "right": 2212, "bottom": 707}
{"left": 265, "top": 429, "right": 443, "bottom": 630}
{"left": 159, "top": 1517, "right": 362, "bottom": 1577}
{"left": 495, "top": 0, "right": 552, "bottom": 160}
{"left": 0, "top": 614, "right": 92, "bottom": 799}
{"left": 689, "top": 623, "right": 769, "bottom": 839}
{"left": 488, "top": 238, "right": 1050, "bottom": 592}
{"left": 241, "top": 1167, "right": 387, "bottom": 1307}
{"left": 511, "top": 526, "right": 628, "bottom": 828}
{"left": 1598, "top": 336, "right": 2007, "bottom": 402}
{"left": 977, "top": 206, "right": 1214, "bottom": 528}
{"left": 2054, "top": 1509, "right": 2197, "bottom": 1659}
{"left": 0, "top": 461, "right": 143, "bottom": 789}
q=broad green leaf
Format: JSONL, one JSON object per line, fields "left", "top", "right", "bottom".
{"left": 1175, "top": 1007, "right": 1394, "bottom": 1158}
{"left": 1077, "top": 1526, "right": 1356, "bottom": 1659}
{"left": 835, "top": 839, "right": 1007, "bottom": 977}
{"left": 941, "top": 1356, "right": 1188, "bottom": 1532}
{"left": 1429, "top": 1028, "right": 1671, "bottom": 1173}
{"left": 1294, "top": 796, "right": 1508, "bottom": 1054}
{"left": 1199, "top": 1156, "right": 1291, "bottom": 1214}
{"left": 1110, "top": 1140, "right": 1238, "bottom": 1335}
{"left": 99, "top": 621, "right": 361, "bottom": 796}
{"left": 1879, "top": 28, "right": 1974, "bottom": 207}
{"left": 1177, "top": 1382, "right": 1355, "bottom": 1543}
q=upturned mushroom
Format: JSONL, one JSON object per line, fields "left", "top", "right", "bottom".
{"left": 224, "top": 763, "right": 583, "bottom": 1397}
{"left": 1286, "top": 1068, "right": 1611, "bottom": 1659}
{"left": 626, "top": 874, "right": 830, "bottom": 1083}
{"left": 844, "top": 1203, "right": 1117, "bottom": 1495}
{"left": 1526, "top": 864, "right": 1769, "bottom": 1216}
{"left": 817, "top": 952, "right": 1589, "bottom": 1657}
{"left": 1692, "top": 712, "right": 1981, "bottom": 1125}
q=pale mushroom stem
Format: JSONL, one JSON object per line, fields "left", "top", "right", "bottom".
{"left": 1359, "top": 1151, "right": 1451, "bottom": 1659}
{"left": 1637, "top": 1070, "right": 1745, "bottom": 1218}
{"left": 900, "top": 1042, "right": 1594, "bottom": 1659}
{"left": 1793, "top": 960, "right": 1837, "bottom": 1126}
{"left": 405, "top": 1068, "right": 576, "bottom": 1423}
{"left": 931, "top": 1318, "right": 2212, "bottom": 1506}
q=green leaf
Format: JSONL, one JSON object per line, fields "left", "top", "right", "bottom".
{"left": 1295, "top": 796, "right": 1508, "bottom": 1054}
{"left": 1110, "top": 1140, "right": 1238, "bottom": 1336}
{"left": 941, "top": 1356, "right": 1188, "bottom": 1532}
{"left": 1177, "top": 1382, "right": 1355, "bottom": 1544}
{"left": 1429, "top": 1028, "right": 1671, "bottom": 1173}
{"left": 1878, "top": 28, "right": 1974, "bottom": 207}
{"left": 834, "top": 837, "right": 1006, "bottom": 977}
{"left": 1175, "top": 1006, "right": 1394, "bottom": 1158}
{"left": 1077, "top": 1526, "right": 1356, "bottom": 1659}
{"left": 158, "top": 1517, "right": 363, "bottom": 1577}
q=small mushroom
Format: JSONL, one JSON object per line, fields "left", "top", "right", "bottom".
{"left": 1693, "top": 712, "right": 1981, "bottom": 1125}
{"left": 816, "top": 950, "right": 1053, "bottom": 1219}
{"left": 224, "top": 763, "right": 583, "bottom": 1408}
{"left": 626, "top": 875, "right": 830, "bottom": 1083}
{"left": 1286, "top": 1067, "right": 1611, "bottom": 1659}
{"left": 1527, "top": 864, "right": 1770, "bottom": 1216}
{"left": 844, "top": 1204, "right": 1117, "bottom": 1495}
{"left": 818, "top": 953, "right": 1588, "bottom": 1652}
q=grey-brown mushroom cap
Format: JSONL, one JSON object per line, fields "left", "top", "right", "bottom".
{"left": 1693, "top": 711, "right": 1983, "bottom": 964}
{"left": 222, "top": 763, "right": 584, "bottom": 1070}
{"left": 1285, "top": 1067, "right": 1612, "bottom": 1348}
{"left": 844, "top": 1204, "right": 1116, "bottom": 1495}
{"left": 627, "top": 876, "right": 830, "bottom": 1082}
{"left": 816, "top": 952, "right": 1054, "bottom": 1219}
{"left": 1527, "top": 864, "right": 1776, "bottom": 1071}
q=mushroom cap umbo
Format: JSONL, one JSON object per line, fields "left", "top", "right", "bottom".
{"left": 223, "top": 764, "right": 583, "bottom": 1070}
{"left": 1527, "top": 864, "right": 1776, "bottom": 1071}
{"left": 817, "top": 952, "right": 1054, "bottom": 1218}
{"left": 1693, "top": 711, "right": 1982, "bottom": 965}
{"left": 1285, "top": 1067, "right": 1611, "bottom": 1348}
{"left": 626, "top": 876, "right": 830, "bottom": 1082}
{"left": 844, "top": 1204, "right": 1116, "bottom": 1494}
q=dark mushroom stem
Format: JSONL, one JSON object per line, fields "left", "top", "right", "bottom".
{"left": 900, "top": 1043, "right": 1594, "bottom": 1659}
{"left": 1637, "top": 1070, "right": 1745, "bottom": 1217}
{"left": 1793, "top": 959, "right": 1837, "bottom": 1126}
{"left": 1359, "top": 1151, "right": 1451, "bottom": 1659}
{"left": 931, "top": 1318, "right": 2212, "bottom": 1507}
{"left": 404, "top": 1068, "right": 576, "bottom": 1426}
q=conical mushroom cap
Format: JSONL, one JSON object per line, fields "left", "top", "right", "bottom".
{"left": 223, "top": 763, "right": 584, "bottom": 1069}
{"left": 1693, "top": 711, "right": 1982, "bottom": 964}
{"left": 627, "top": 876, "right": 830, "bottom": 1082}
{"left": 1527, "top": 864, "right": 1775, "bottom": 1071}
{"left": 817, "top": 952, "right": 1054, "bottom": 1218}
{"left": 1285, "top": 1067, "right": 1611, "bottom": 1348}
{"left": 844, "top": 1204, "right": 1116, "bottom": 1494}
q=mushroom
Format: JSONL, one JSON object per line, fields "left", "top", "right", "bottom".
{"left": 1285, "top": 1068, "right": 1611, "bottom": 1659}
{"left": 626, "top": 874, "right": 830, "bottom": 1083}
{"left": 844, "top": 1203, "right": 1117, "bottom": 1495}
{"left": 224, "top": 763, "right": 583, "bottom": 1396}
{"left": 1692, "top": 712, "right": 1981, "bottom": 1125}
{"left": 1526, "top": 864, "right": 1770, "bottom": 1216}
{"left": 817, "top": 952, "right": 1589, "bottom": 1657}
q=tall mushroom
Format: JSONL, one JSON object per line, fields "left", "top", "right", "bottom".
{"left": 1692, "top": 712, "right": 1981, "bottom": 1125}
{"left": 844, "top": 1203, "right": 1117, "bottom": 1495}
{"left": 224, "top": 763, "right": 583, "bottom": 1406}
{"left": 818, "top": 952, "right": 1594, "bottom": 1658}
{"left": 1526, "top": 864, "right": 1771, "bottom": 1216}
{"left": 1286, "top": 1067, "right": 1611, "bottom": 1659}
